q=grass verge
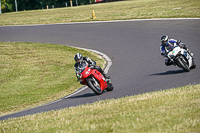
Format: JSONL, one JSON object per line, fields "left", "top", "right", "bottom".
{"left": 0, "top": 42, "right": 105, "bottom": 116}
{"left": 0, "top": 0, "right": 200, "bottom": 26}
{"left": 1, "top": 84, "right": 199, "bottom": 132}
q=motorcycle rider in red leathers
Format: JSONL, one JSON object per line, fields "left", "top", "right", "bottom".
{"left": 74, "top": 53, "right": 110, "bottom": 84}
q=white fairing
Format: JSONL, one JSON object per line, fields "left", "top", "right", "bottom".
{"left": 167, "top": 46, "right": 193, "bottom": 68}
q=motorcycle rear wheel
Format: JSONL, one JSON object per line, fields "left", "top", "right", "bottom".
{"left": 86, "top": 78, "right": 103, "bottom": 95}
{"left": 191, "top": 58, "right": 196, "bottom": 69}
{"left": 106, "top": 82, "right": 114, "bottom": 91}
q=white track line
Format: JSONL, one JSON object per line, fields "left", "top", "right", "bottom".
{"left": 0, "top": 18, "right": 199, "bottom": 27}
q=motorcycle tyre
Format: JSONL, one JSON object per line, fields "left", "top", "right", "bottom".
{"left": 106, "top": 82, "right": 114, "bottom": 91}
{"left": 86, "top": 78, "right": 103, "bottom": 95}
{"left": 191, "top": 58, "right": 196, "bottom": 69}
{"left": 176, "top": 57, "right": 190, "bottom": 72}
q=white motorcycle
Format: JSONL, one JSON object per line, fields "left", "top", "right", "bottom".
{"left": 167, "top": 45, "right": 196, "bottom": 72}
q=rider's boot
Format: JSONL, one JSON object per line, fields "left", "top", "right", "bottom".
{"left": 165, "top": 58, "right": 173, "bottom": 66}
{"left": 96, "top": 66, "right": 111, "bottom": 80}
{"left": 101, "top": 71, "right": 111, "bottom": 83}
{"left": 103, "top": 72, "right": 110, "bottom": 80}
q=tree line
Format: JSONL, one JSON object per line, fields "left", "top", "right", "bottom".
{"left": 1, "top": 0, "right": 93, "bottom": 13}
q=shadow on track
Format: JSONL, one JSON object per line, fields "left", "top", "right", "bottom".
{"left": 66, "top": 93, "right": 97, "bottom": 99}
{"left": 66, "top": 90, "right": 112, "bottom": 99}
{"left": 149, "top": 69, "right": 185, "bottom": 76}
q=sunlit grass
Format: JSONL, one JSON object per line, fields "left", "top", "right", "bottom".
{"left": 0, "top": 0, "right": 199, "bottom": 26}
{"left": 1, "top": 84, "right": 199, "bottom": 132}
{"left": 0, "top": 42, "right": 105, "bottom": 116}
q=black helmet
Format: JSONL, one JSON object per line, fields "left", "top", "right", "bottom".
{"left": 161, "top": 35, "right": 169, "bottom": 45}
{"left": 74, "top": 53, "right": 83, "bottom": 63}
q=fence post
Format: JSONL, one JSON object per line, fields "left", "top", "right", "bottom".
{"left": 15, "top": 0, "right": 18, "bottom": 12}
{"left": 0, "top": 0, "right": 2, "bottom": 14}
{"left": 70, "top": 0, "right": 73, "bottom": 7}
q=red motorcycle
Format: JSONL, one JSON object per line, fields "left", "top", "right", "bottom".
{"left": 77, "top": 62, "right": 114, "bottom": 95}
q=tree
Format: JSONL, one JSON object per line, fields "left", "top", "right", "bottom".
{"left": 0, "top": 0, "right": 2, "bottom": 14}
{"left": 1, "top": 0, "right": 13, "bottom": 13}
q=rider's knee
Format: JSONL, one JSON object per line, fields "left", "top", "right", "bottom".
{"left": 165, "top": 60, "right": 173, "bottom": 66}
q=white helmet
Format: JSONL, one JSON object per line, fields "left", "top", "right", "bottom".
{"left": 74, "top": 53, "right": 83, "bottom": 63}
{"left": 161, "top": 35, "right": 169, "bottom": 45}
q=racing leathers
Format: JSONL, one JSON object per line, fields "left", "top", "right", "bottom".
{"left": 74, "top": 57, "right": 109, "bottom": 84}
{"left": 160, "top": 39, "right": 191, "bottom": 66}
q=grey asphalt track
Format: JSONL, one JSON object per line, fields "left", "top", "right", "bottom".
{"left": 0, "top": 19, "right": 200, "bottom": 120}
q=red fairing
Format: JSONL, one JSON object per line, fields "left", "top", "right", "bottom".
{"left": 92, "top": 70, "right": 107, "bottom": 90}
{"left": 80, "top": 65, "right": 107, "bottom": 91}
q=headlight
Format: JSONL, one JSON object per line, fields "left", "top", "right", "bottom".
{"left": 78, "top": 73, "right": 82, "bottom": 79}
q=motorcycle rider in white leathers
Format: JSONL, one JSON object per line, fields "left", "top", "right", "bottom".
{"left": 160, "top": 35, "right": 194, "bottom": 66}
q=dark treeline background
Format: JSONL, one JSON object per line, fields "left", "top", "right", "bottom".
{"left": 1, "top": 0, "right": 118, "bottom": 13}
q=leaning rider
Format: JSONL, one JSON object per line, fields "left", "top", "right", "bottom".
{"left": 160, "top": 35, "right": 194, "bottom": 66}
{"left": 74, "top": 53, "right": 110, "bottom": 84}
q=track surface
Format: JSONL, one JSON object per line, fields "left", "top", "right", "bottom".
{"left": 0, "top": 19, "right": 200, "bottom": 120}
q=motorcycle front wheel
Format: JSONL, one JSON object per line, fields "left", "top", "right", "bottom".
{"left": 86, "top": 78, "right": 103, "bottom": 95}
{"left": 176, "top": 56, "right": 190, "bottom": 72}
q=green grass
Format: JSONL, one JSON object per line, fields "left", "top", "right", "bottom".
{"left": 0, "top": 0, "right": 200, "bottom": 26}
{"left": 1, "top": 84, "right": 199, "bottom": 132}
{"left": 0, "top": 42, "right": 105, "bottom": 116}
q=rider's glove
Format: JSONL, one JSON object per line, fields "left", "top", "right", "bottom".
{"left": 76, "top": 74, "right": 80, "bottom": 81}
{"left": 176, "top": 40, "right": 181, "bottom": 45}
{"left": 89, "top": 64, "right": 95, "bottom": 69}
